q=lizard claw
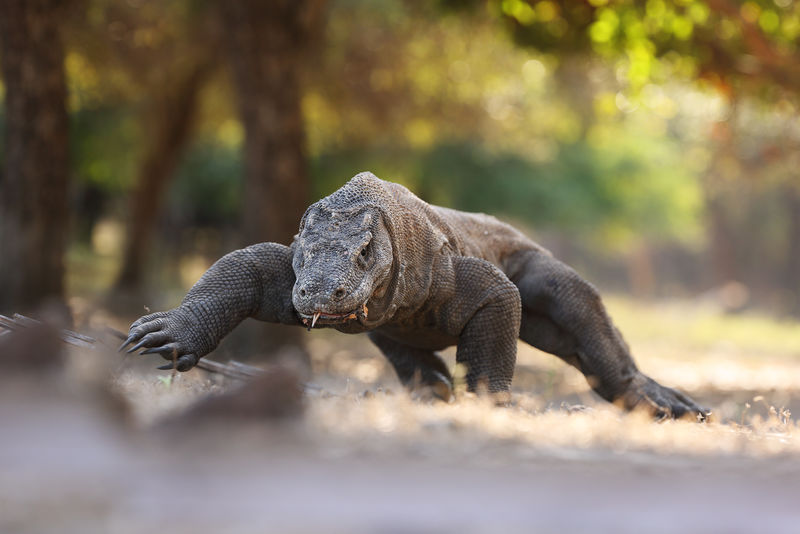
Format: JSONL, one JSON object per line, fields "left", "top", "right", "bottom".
{"left": 157, "top": 354, "right": 198, "bottom": 372}
{"left": 141, "top": 343, "right": 179, "bottom": 355}
{"left": 126, "top": 338, "right": 150, "bottom": 354}
{"left": 121, "top": 307, "right": 207, "bottom": 372}
{"left": 623, "top": 373, "right": 709, "bottom": 422}
{"left": 118, "top": 334, "right": 136, "bottom": 352}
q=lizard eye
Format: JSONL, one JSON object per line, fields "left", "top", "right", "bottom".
{"left": 358, "top": 242, "right": 371, "bottom": 264}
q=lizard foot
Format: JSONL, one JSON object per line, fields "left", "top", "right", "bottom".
{"left": 408, "top": 370, "right": 453, "bottom": 402}
{"left": 621, "top": 373, "right": 710, "bottom": 422}
{"left": 118, "top": 308, "right": 204, "bottom": 372}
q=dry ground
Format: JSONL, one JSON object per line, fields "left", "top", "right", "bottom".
{"left": 2, "top": 296, "right": 800, "bottom": 533}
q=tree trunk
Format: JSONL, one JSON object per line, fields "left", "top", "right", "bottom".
{"left": 217, "top": 0, "right": 325, "bottom": 246}
{"left": 783, "top": 186, "right": 800, "bottom": 315}
{"left": 554, "top": 56, "right": 595, "bottom": 142}
{"left": 114, "top": 63, "right": 211, "bottom": 294}
{"left": 707, "top": 194, "right": 739, "bottom": 285}
{"left": 216, "top": 0, "right": 325, "bottom": 363}
{"left": 626, "top": 243, "right": 655, "bottom": 298}
{"left": 0, "top": 0, "right": 71, "bottom": 315}
{"left": 704, "top": 117, "right": 740, "bottom": 290}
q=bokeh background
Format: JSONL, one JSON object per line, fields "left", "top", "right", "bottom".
{"left": 3, "top": 2, "right": 800, "bottom": 532}
{"left": 2, "top": 0, "right": 799, "bottom": 319}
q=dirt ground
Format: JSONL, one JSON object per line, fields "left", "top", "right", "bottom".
{"left": 3, "top": 298, "right": 800, "bottom": 533}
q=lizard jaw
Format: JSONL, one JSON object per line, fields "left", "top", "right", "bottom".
{"left": 300, "top": 303, "right": 369, "bottom": 330}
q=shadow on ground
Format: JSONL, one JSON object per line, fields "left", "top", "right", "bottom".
{"left": 2, "top": 309, "right": 800, "bottom": 533}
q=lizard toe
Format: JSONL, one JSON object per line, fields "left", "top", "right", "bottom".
{"left": 157, "top": 354, "right": 198, "bottom": 372}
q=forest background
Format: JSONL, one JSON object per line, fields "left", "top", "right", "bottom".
{"left": 1, "top": 0, "right": 799, "bottom": 325}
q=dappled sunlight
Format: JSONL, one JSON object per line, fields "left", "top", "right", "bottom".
{"left": 90, "top": 295, "right": 800, "bottom": 461}
{"left": 113, "top": 368, "right": 220, "bottom": 426}
{"left": 605, "top": 295, "right": 800, "bottom": 359}
{"left": 645, "top": 356, "right": 800, "bottom": 393}
{"left": 178, "top": 254, "right": 213, "bottom": 290}
{"left": 4, "top": 0, "right": 800, "bottom": 530}
{"left": 306, "top": 391, "right": 798, "bottom": 459}
{"left": 104, "top": 348, "right": 800, "bottom": 461}
{"left": 3, "top": 294, "right": 800, "bottom": 532}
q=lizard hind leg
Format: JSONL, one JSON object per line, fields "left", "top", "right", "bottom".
{"left": 508, "top": 248, "right": 707, "bottom": 419}
{"left": 367, "top": 332, "right": 454, "bottom": 401}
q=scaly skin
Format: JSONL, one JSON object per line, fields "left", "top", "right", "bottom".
{"left": 122, "top": 172, "right": 708, "bottom": 420}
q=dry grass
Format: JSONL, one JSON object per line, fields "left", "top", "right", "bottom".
{"left": 304, "top": 392, "right": 796, "bottom": 461}
{"left": 102, "top": 295, "right": 800, "bottom": 461}
{"left": 4, "top": 297, "right": 800, "bottom": 533}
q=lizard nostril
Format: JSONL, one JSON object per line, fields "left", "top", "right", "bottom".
{"left": 299, "top": 288, "right": 307, "bottom": 298}
{"left": 333, "top": 288, "right": 346, "bottom": 300}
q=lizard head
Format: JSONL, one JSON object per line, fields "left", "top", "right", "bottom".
{"left": 291, "top": 204, "right": 394, "bottom": 328}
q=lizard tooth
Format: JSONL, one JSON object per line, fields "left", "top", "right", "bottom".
{"left": 311, "top": 312, "right": 320, "bottom": 329}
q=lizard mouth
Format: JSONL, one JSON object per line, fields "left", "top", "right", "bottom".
{"left": 300, "top": 303, "right": 369, "bottom": 330}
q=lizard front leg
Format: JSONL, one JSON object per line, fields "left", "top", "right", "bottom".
{"left": 120, "top": 242, "right": 300, "bottom": 370}
{"left": 437, "top": 257, "right": 522, "bottom": 398}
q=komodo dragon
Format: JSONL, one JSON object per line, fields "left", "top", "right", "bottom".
{"left": 121, "top": 172, "right": 706, "bottom": 419}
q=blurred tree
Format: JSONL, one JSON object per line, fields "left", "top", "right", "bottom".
{"left": 114, "top": 60, "right": 214, "bottom": 292}
{"left": 72, "top": 0, "right": 221, "bottom": 294}
{"left": 484, "top": 0, "right": 800, "bottom": 307}
{"left": 199, "top": 0, "right": 327, "bottom": 364}
{"left": 489, "top": 0, "right": 800, "bottom": 94}
{"left": 217, "top": 0, "right": 327, "bottom": 246}
{"left": 28, "top": 0, "right": 796, "bottom": 316}
{"left": 307, "top": 1, "right": 704, "bottom": 297}
{"left": 784, "top": 186, "right": 800, "bottom": 312}
{"left": 0, "top": 0, "right": 74, "bottom": 315}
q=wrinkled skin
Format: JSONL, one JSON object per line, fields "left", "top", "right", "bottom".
{"left": 122, "top": 172, "right": 709, "bottom": 420}
{"left": 291, "top": 206, "right": 393, "bottom": 329}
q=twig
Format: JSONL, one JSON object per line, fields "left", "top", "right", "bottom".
{"left": 0, "top": 314, "right": 96, "bottom": 349}
{"left": 195, "top": 358, "right": 255, "bottom": 380}
{"left": 3, "top": 315, "right": 326, "bottom": 392}
{"left": 228, "top": 360, "right": 266, "bottom": 377}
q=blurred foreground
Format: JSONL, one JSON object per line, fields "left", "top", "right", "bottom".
{"left": 2, "top": 296, "right": 800, "bottom": 533}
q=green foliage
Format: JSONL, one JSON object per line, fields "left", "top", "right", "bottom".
{"left": 494, "top": 0, "right": 800, "bottom": 96}
{"left": 414, "top": 142, "right": 545, "bottom": 216}
{"left": 499, "top": 0, "right": 594, "bottom": 52}
{"left": 312, "top": 136, "right": 702, "bottom": 250}
{"left": 168, "top": 138, "right": 242, "bottom": 226}
{"left": 15, "top": 0, "right": 794, "bottom": 308}
{"left": 422, "top": 137, "right": 701, "bottom": 247}
{"left": 70, "top": 107, "right": 141, "bottom": 191}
